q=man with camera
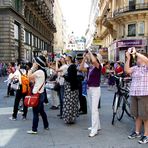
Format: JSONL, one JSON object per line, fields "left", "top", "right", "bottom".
{"left": 125, "top": 47, "right": 148, "bottom": 144}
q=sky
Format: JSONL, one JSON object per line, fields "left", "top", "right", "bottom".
{"left": 59, "top": 0, "right": 91, "bottom": 37}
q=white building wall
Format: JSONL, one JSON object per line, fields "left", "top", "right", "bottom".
{"left": 53, "top": 0, "right": 64, "bottom": 53}
{"left": 85, "top": 0, "right": 99, "bottom": 48}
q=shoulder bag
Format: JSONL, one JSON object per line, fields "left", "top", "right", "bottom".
{"left": 24, "top": 82, "right": 44, "bottom": 107}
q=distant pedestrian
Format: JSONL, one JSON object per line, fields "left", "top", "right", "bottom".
{"left": 56, "top": 55, "right": 68, "bottom": 118}
{"left": 76, "top": 54, "right": 87, "bottom": 115}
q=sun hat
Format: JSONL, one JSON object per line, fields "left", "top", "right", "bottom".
{"left": 34, "top": 55, "right": 47, "bottom": 68}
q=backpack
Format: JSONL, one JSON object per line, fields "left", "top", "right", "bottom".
{"left": 19, "top": 70, "right": 30, "bottom": 94}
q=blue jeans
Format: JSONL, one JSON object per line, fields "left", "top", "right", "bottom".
{"left": 0, "top": 69, "right": 2, "bottom": 77}
{"left": 32, "top": 92, "right": 49, "bottom": 132}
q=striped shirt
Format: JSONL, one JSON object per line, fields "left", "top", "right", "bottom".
{"left": 130, "top": 65, "right": 148, "bottom": 96}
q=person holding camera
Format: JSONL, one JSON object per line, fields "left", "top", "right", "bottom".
{"left": 27, "top": 55, "right": 49, "bottom": 134}
{"left": 56, "top": 56, "right": 68, "bottom": 118}
{"left": 125, "top": 48, "right": 148, "bottom": 144}
{"left": 80, "top": 50, "right": 102, "bottom": 137}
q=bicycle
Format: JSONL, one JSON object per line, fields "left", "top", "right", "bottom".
{"left": 112, "top": 75, "right": 132, "bottom": 125}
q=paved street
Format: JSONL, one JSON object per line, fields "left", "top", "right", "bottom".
{"left": 0, "top": 77, "right": 147, "bottom": 148}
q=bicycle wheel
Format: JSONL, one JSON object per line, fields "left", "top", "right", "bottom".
{"left": 116, "top": 96, "right": 125, "bottom": 121}
{"left": 112, "top": 113, "right": 116, "bottom": 125}
{"left": 112, "top": 93, "right": 119, "bottom": 125}
{"left": 124, "top": 96, "right": 131, "bottom": 117}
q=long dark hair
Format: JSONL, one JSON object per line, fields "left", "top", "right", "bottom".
{"left": 66, "top": 64, "right": 78, "bottom": 91}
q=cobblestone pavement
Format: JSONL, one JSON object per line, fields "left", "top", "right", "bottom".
{"left": 0, "top": 77, "right": 147, "bottom": 148}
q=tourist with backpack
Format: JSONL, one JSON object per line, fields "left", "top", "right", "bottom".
{"left": 9, "top": 64, "right": 29, "bottom": 121}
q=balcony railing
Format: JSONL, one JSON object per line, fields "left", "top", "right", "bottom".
{"left": 114, "top": 3, "right": 148, "bottom": 17}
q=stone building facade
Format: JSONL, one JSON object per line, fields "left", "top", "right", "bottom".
{"left": 0, "top": 0, "right": 56, "bottom": 62}
{"left": 96, "top": 0, "right": 148, "bottom": 62}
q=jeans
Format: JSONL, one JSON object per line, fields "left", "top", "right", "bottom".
{"left": 32, "top": 92, "right": 49, "bottom": 132}
{"left": 0, "top": 69, "right": 2, "bottom": 77}
{"left": 87, "top": 87, "right": 101, "bottom": 134}
{"left": 12, "top": 88, "right": 28, "bottom": 118}
{"left": 59, "top": 85, "right": 64, "bottom": 116}
{"left": 79, "top": 82, "right": 87, "bottom": 113}
{"left": 44, "top": 89, "right": 49, "bottom": 104}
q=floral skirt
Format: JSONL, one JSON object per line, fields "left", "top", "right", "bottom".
{"left": 62, "top": 81, "right": 79, "bottom": 124}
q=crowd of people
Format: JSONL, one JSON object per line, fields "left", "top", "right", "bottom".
{"left": 101, "top": 61, "right": 125, "bottom": 90}
{"left": 2, "top": 48, "right": 148, "bottom": 144}
{"left": 0, "top": 62, "right": 8, "bottom": 77}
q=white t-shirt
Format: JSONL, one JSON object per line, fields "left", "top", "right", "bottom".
{"left": 13, "top": 69, "right": 26, "bottom": 84}
{"left": 33, "top": 70, "right": 45, "bottom": 94}
{"left": 57, "top": 64, "right": 68, "bottom": 85}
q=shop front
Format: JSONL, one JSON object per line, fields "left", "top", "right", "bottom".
{"left": 109, "top": 39, "right": 147, "bottom": 62}
{"left": 117, "top": 39, "right": 147, "bottom": 63}
{"left": 99, "top": 47, "right": 108, "bottom": 61}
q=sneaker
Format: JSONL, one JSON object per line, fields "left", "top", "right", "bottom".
{"left": 128, "top": 132, "right": 141, "bottom": 139}
{"left": 138, "top": 136, "right": 148, "bottom": 144}
{"left": 9, "top": 117, "right": 17, "bottom": 121}
{"left": 44, "top": 127, "right": 49, "bottom": 130}
{"left": 27, "top": 130, "right": 37, "bottom": 134}
{"left": 89, "top": 132, "right": 98, "bottom": 138}
{"left": 88, "top": 127, "right": 101, "bottom": 131}
{"left": 79, "top": 111, "right": 87, "bottom": 115}
{"left": 50, "top": 106, "right": 59, "bottom": 110}
{"left": 22, "top": 117, "right": 27, "bottom": 121}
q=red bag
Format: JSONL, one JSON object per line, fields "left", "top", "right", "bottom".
{"left": 24, "top": 82, "right": 44, "bottom": 107}
{"left": 24, "top": 93, "right": 39, "bottom": 107}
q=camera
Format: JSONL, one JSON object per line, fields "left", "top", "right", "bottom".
{"left": 127, "top": 47, "right": 137, "bottom": 67}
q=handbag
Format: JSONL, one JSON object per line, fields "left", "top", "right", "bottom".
{"left": 54, "top": 82, "right": 60, "bottom": 91}
{"left": 24, "top": 82, "right": 44, "bottom": 107}
{"left": 11, "top": 79, "right": 20, "bottom": 90}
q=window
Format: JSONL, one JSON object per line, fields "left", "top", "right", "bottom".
{"left": 14, "top": 23, "right": 19, "bottom": 40}
{"left": 34, "top": 36, "right": 37, "bottom": 48}
{"left": 138, "top": 22, "right": 145, "bottom": 36}
{"left": 24, "top": 30, "right": 31, "bottom": 45}
{"left": 14, "top": 0, "right": 22, "bottom": 13}
{"left": 129, "top": 0, "right": 136, "bottom": 10}
{"left": 136, "top": 0, "right": 144, "bottom": 4}
{"left": 32, "top": 35, "right": 34, "bottom": 46}
{"left": 38, "top": 38, "right": 41, "bottom": 49}
{"left": 128, "top": 24, "right": 136, "bottom": 36}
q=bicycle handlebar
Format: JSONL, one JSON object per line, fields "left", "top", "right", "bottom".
{"left": 113, "top": 75, "right": 132, "bottom": 82}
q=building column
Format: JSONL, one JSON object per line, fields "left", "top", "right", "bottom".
{"left": 112, "top": 0, "right": 116, "bottom": 12}
{"left": 145, "top": 15, "right": 148, "bottom": 36}
{"left": 0, "top": 15, "right": 15, "bottom": 62}
{"left": 19, "top": 25, "right": 25, "bottom": 61}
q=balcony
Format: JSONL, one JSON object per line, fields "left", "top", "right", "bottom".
{"left": 25, "top": 0, "right": 56, "bottom": 32}
{"left": 102, "top": 12, "right": 113, "bottom": 28}
{"left": 114, "top": 3, "right": 148, "bottom": 17}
